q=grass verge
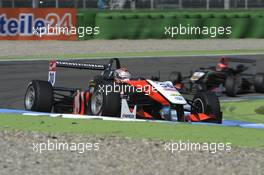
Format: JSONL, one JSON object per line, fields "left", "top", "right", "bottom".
{"left": 0, "top": 114, "right": 264, "bottom": 148}
{"left": 222, "top": 99, "right": 264, "bottom": 123}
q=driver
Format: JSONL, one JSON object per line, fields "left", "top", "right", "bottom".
{"left": 216, "top": 57, "right": 229, "bottom": 71}
{"left": 203, "top": 57, "right": 229, "bottom": 84}
{"left": 113, "top": 68, "right": 132, "bottom": 82}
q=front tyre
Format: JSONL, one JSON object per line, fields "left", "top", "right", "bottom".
{"left": 254, "top": 73, "right": 264, "bottom": 93}
{"left": 225, "top": 76, "right": 238, "bottom": 97}
{"left": 90, "top": 81, "right": 121, "bottom": 117}
{"left": 24, "top": 80, "right": 53, "bottom": 112}
{"left": 191, "top": 92, "right": 222, "bottom": 124}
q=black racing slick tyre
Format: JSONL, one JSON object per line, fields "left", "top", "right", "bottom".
{"left": 191, "top": 92, "right": 222, "bottom": 124}
{"left": 89, "top": 81, "right": 121, "bottom": 117}
{"left": 225, "top": 76, "right": 238, "bottom": 97}
{"left": 24, "top": 80, "right": 53, "bottom": 112}
{"left": 254, "top": 73, "right": 264, "bottom": 93}
{"left": 169, "top": 71, "right": 182, "bottom": 84}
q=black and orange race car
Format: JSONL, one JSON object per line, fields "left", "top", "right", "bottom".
{"left": 24, "top": 58, "right": 222, "bottom": 123}
{"left": 169, "top": 57, "right": 264, "bottom": 97}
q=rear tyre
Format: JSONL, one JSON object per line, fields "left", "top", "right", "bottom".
{"left": 225, "top": 76, "right": 237, "bottom": 97}
{"left": 24, "top": 80, "right": 53, "bottom": 112}
{"left": 191, "top": 92, "right": 222, "bottom": 124}
{"left": 254, "top": 73, "right": 264, "bottom": 93}
{"left": 89, "top": 81, "right": 121, "bottom": 117}
{"left": 169, "top": 71, "right": 182, "bottom": 84}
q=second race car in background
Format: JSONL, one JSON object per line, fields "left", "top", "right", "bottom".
{"left": 169, "top": 57, "right": 264, "bottom": 97}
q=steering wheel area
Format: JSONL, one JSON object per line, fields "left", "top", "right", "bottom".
{"left": 102, "top": 58, "right": 121, "bottom": 80}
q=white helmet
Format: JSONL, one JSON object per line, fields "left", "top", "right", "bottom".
{"left": 114, "top": 68, "right": 131, "bottom": 81}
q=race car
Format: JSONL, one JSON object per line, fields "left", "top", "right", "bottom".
{"left": 24, "top": 58, "right": 222, "bottom": 123}
{"left": 169, "top": 57, "right": 264, "bottom": 97}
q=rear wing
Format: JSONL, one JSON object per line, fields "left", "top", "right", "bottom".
{"left": 48, "top": 60, "right": 107, "bottom": 86}
{"left": 226, "top": 57, "right": 257, "bottom": 76}
{"left": 54, "top": 60, "right": 106, "bottom": 70}
{"left": 48, "top": 58, "right": 121, "bottom": 86}
{"left": 226, "top": 58, "right": 256, "bottom": 64}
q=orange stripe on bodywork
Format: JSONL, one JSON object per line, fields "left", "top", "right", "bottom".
{"left": 136, "top": 108, "right": 153, "bottom": 119}
{"left": 73, "top": 91, "right": 87, "bottom": 115}
{"left": 187, "top": 113, "right": 212, "bottom": 122}
{"left": 126, "top": 80, "right": 169, "bottom": 105}
{"left": 73, "top": 91, "right": 80, "bottom": 114}
{"left": 79, "top": 92, "right": 85, "bottom": 115}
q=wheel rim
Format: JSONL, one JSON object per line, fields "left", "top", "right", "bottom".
{"left": 25, "top": 86, "right": 35, "bottom": 110}
{"left": 91, "top": 90, "right": 103, "bottom": 115}
{"left": 193, "top": 98, "right": 205, "bottom": 113}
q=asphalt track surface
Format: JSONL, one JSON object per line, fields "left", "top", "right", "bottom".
{"left": 0, "top": 55, "right": 264, "bottom": 109}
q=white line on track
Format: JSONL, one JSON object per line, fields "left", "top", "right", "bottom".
{"left": 22, "top": 112, "right": 169, "bottom": 123}
{"left": 19, "top": 112, "right": 264, "bottom": 129}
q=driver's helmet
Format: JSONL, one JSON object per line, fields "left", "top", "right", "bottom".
{"left": 113, "top": 68, "right": 132, "bottom": 82}
{"left": 216, "top": 57, "right": 228, "bottom": 71}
